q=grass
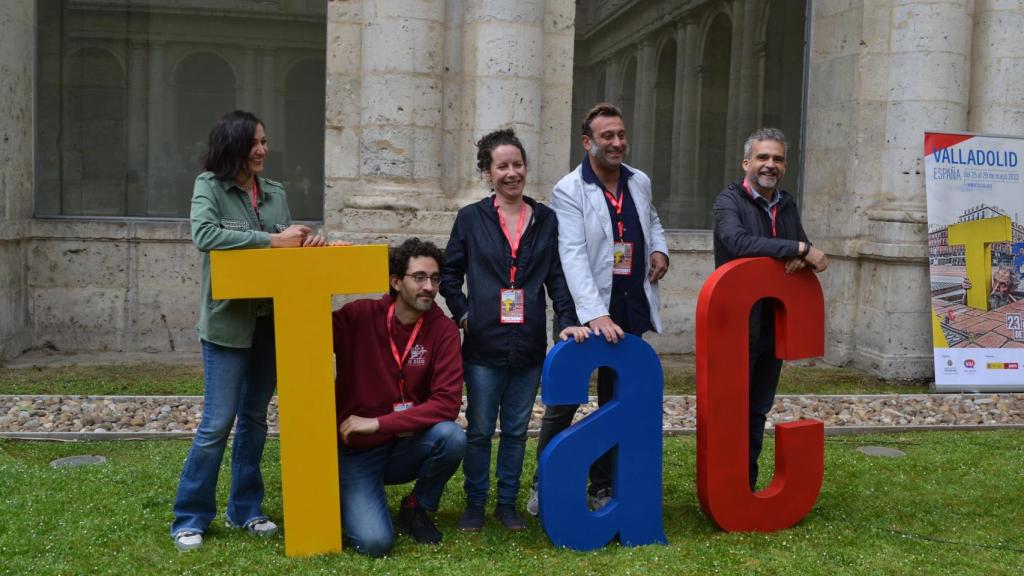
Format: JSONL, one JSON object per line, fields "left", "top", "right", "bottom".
{"left": 1, "top": 431, "right": 1021, "bottom": 575}
{"left": 0, "top": 362, "right": 927, "bottom": 397}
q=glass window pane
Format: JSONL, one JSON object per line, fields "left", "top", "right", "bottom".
{"left": 35, "top": 0, "right": 327, "bottom": 220}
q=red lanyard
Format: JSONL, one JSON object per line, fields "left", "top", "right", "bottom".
{"left": 494, "top": 197, "right": 527, "bottom": 287}
{"left": 603, "top": 188, "right": 625, "bottom": 240}
{"left": 742, "top": 179, "right": 777, "bottom": 238}
{"left": 386, "top": 302, "right": 424, "bottom": 402}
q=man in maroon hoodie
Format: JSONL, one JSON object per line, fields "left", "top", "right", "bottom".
{"left": 333, "top": 237, "right": 466, "bottom": 557}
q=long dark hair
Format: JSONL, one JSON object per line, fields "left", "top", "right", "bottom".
{"left": 203, "top": 110, "right": 263, "bottom": 181}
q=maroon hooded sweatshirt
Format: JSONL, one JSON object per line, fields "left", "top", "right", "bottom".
{"left": 332, "top": 294, "right": 463, "bottom": 449}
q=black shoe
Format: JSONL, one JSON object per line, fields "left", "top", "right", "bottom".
{"left": 457, "top": 505, "right": 485, "bottom": 531}
{"left": 397, "top": 496, "right": 442, "bottom": 544}
{"left": 494, "top": 503, "right": 526, "bottom": 531}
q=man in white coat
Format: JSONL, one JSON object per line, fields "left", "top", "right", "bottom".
{"left": 527, "top": 102, "right": 669, "bottom": 514}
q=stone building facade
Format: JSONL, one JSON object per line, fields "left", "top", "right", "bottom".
{"left": 2, "top": 0, "right": 1023, "bottom": 379}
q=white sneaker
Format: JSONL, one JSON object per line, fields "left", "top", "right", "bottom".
{"left": 588, "top": 488, "right": 612, "bottom": 511}
{"left": 243, "top": 518, "right": 278, "bottom": 537}
{"left": 174, "top": 531, "right": 203, "bottom": 552}
{"left": 526, "top": 485, "right": 539, "bottom": 516}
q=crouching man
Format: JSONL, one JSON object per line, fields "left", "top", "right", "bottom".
{"left": 333, "top": 237, "right": 466, "bottom": 557}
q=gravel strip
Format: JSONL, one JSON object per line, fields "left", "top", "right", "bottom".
{"left": 1, "top": 393, "right": 1022, "bottom": 438}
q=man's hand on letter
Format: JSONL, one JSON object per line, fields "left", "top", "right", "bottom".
{"left": 588, "top": 315, "right": 624, "bottom": 343}
{"left": 804, "top": 246, "right": 829, "bottom": 272}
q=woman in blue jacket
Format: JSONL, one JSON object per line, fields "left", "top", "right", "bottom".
{"left": 441, "top": 129, "right": 589, "bottom": 531}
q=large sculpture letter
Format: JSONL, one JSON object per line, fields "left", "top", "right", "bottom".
{"left": 947, "top": 216, "right": 1012, "bottom": 311}
{"left": 211, "top": 245, "right": 388, "bottom": 557}
{"left": 695, "top": 257, "right": 824, "bottom": 532}
{"left": 537, "top": 335, "right": 666, "bottom": 550}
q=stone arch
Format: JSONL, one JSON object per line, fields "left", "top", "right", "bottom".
{"left": 62, "top": 46, "right": 126, "bottom": 215}
{"left": 696, "top": 12, "right": 732, "bottom": 229}
{"left": 283, "top": 57, "right": 327, "bottom": 220}
{"left": 652, "top": 35, "right": 677, "bottom": 211}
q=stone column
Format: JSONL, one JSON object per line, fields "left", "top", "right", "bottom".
{"left": 146, "top": 42, "right": 171, "bottom": 216}
{"left": 454, "top": 0, "right": 547, "bottom": 206}
{"left": 241, "top": 49, "right": 257, "bottom": 112}
{"left": 539, "top": 0, "right": 576, "bottom": 198}
{"left": 126, "top": 42, "right": 148, "bottom": 216}
{"left": 632, "top": 39, "right": 656, "bottom": 174}
{"left": 260, "top": 50, "right": 276, "bottom": 143}
{"left": 735, "top": 0, "right": 764, "bottom": 145}
{"left": 723, "top": 0, "right": 746, "bottom": 183}
{"left": 969, "top": 0, "right": 1024, "bottom": 135}
{"left": 605, "top": 57, "right": 621, "bottom": 103}
{"left": 668, "top": 21, "right": 689, "bottom": 225}
{"left": 0, "top": 0, "right": 34, "bottom": 361}
{"left": 676, "top": 17, "right": 701, "bottom": 228}
{"left": 854, "top": 0, "right": 973, "bottom": 377}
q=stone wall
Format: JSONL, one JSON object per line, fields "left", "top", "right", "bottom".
{"left": 803, "top": 0, "right": 975, "bottom": 377}
{"left": 8, "top": 0, "right": 1024, "bottom": 378}
{"left": 26, "top": 221, "right": 198, "bottom": 354}
{"left": 0, "top": 1, "right": 34, "bottom": 362}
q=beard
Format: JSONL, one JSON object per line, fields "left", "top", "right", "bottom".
{"left": 756, "top": 170, "right": 779, "bottom": 189}
{"left": 402, "top": 290, "right": 435, "bottom": 313}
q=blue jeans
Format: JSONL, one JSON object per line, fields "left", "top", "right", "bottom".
{"left": 171, "top": 317, "right": 277, "bottom": 536}
{"left": 339, "top": 421, "right": 465, "bottom": 557}
{"left": 462, "top": 363, "right": 541, "bottom": 507}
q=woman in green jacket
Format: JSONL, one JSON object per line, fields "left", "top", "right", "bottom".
{"left": 172, "top": 110, "right": 324, "bottom": 551}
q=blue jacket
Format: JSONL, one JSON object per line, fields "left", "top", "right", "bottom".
{"left": 441, "top": 195, "right": 578, "bottom": 368}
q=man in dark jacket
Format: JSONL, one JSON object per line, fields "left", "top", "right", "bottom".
{"left": 712, "top": 127, "right": 828, "bottom": 491}
{"left": 332, "top": 238, "right": 466, "bottom": 557}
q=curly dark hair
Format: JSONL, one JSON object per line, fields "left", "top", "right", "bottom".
{"left": 476, "top": 128, "right": 528, "bottom": 174}
{"left": 389, "top": 237, "right": 444, "bottom": 296}
{"left": 580, "top": 102, "right": 623, "bottom": 138}
{"left": 203, "top": 110, "right": 263, "bottom": 182}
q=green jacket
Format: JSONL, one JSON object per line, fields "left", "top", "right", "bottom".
{"left": 190, "top": 171, "right": 292, "bottom": 348}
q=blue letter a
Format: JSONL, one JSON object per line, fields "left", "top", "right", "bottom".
{"left": 537, "top": 335, "right": 667, "bottom": 550}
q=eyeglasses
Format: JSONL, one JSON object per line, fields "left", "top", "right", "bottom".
{"left": 405, "top": 273, "right": 441, "bottom": 285}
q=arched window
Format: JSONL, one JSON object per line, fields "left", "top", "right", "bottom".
{"left": 696, "top": 13, "right": 732, "bottom": 229}
{"left": 284, "top": 58, "right": 327, "bottom": 221}
{"left": 61, "top": 48, "right": 126, "bottom": 215}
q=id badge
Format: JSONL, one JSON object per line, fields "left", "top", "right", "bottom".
{"left": 613, "top": 241, "right": 634, "bottom": 276}
{"left": 499, "top": 288, "right": 525, "bottom": 324}
{"left": 393, "top": 401, "right": 414, "bottom": 412}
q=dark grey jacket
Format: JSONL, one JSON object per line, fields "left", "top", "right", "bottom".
{"left": 712, "top": 179, "right": 811, "bottom": 340}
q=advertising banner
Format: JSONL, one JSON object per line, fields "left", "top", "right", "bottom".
{"left": 926, "top": 131, "right": 1024, "bottom": 391}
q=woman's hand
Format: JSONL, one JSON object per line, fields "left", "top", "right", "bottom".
{"left": 559, "top": 325, "right": 592, "bottom": 343}
{"left": 270, "top": 224, "right": 311, "bottom": 248}
{"left": 302, "top": 234, "right": 326, "bottom": 247}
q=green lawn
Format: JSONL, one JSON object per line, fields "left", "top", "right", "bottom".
{"left": 0, "top": 362, "right": 927, "bottom": 396}
{"left": 1, "top": 431, "right": 1020, "bottom": 575}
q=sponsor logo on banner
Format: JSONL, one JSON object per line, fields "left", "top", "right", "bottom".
{"left": 986, "top": 362, "right": 1020, "bottom": 370}
{"left": 964, "top": 359, "right": 976, "bottom": 368}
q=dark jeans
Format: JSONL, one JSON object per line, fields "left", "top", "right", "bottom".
{"left": 748, "top": 316, "right": 783, "bottom": 491}
{"left": 338, "top": 421, "right": 466, "bottom": 557}
{"left": 172, "top": 317, "right": 277, "bottom": 537}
